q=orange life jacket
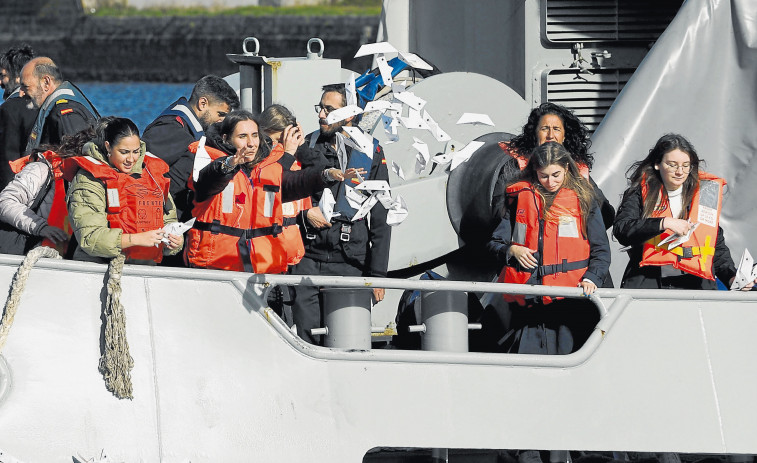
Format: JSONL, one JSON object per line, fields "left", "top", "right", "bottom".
{"left": 70, "top": 153, "right": 170, "bottom": 263}
{"left": 9, "top": 151, "right": 78, "bottom": 255}
{"left": 185, "top": 142, "right": 288, "bottom": 273}
{"left": 497, "top": 181, "right": 590, "bottom": 306}
{"left": 266, "top": 143, "right": 310, "bottom": 266}
{"left": 499, "top": 141, "right": 590, "bottom": 178}
{"left": 639, "top": 171, "right": 724, "bottom": 280}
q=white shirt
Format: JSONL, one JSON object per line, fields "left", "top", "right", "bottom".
{"left": 667, "top": 186, "right": 683, "bottom": 218}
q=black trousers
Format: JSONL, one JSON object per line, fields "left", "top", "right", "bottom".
{"left": 290, "top": 256, "right": 363, "bottom": 345}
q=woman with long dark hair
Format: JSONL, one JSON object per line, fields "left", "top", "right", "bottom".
{"left": 66, "top": 116, "right": 183, "bottom": 264}
{"left": 614, "top": 133, "right": 754, "bottom": 290}
{"left": 488, "top": 142, "right": 610, "bottom": 354}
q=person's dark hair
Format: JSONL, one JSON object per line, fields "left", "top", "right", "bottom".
{"left": 509, "top": 102, "right": 594, "bottom": 169}
{"left": 34, "top": 127, "right": 96, "bottom": 160}
{"left": 33, "top": 61, "right": 63, "bottom": 84}
{"left": 0, "top": 44, "right": 35, "bottom": 86}
{"left": 321, "top": 83, "right": 347, "bottom": 107}
{"left": 189, "top": 75, "right": 240, "bottom": 110}
{"left": 92, "top": 116, "right": 140, "bottom": 155}
{"left": 217, "top": 110, "right": 268, "bottom": 167}
{"left": 259, "top": 104, "right": 296, "bottom": 135}
{"left": 626, "top": 133, "right": 701, "bottom": 219}
{"left": 519, "top": 141, "right": 596, "bottom": 234}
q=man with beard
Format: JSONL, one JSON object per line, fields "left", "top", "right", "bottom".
{"left": 290, "top": 83, "right": 391, "bottom": 345}
{"left": 20, "top": 57, "right": 98, "bottom": 154}
{"left": 142, "top": 75, "right": 239, "bottom": 225}
{"left": 0, "top": 44, "right": 37, "bottom": 191}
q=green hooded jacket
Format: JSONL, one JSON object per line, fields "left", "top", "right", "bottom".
{"left": 66, "top": 140, "right": 179, "bottom": 263}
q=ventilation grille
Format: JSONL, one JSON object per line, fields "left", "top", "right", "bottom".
{"left": 545, "top": 0, "right": 683, "bottom": 43}
{"left": 545, "top": 68, "right": 633, "bottom": 133}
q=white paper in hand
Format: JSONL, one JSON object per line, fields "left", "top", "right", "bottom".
{"left": 162, "top": 218, "right": 196, "bottom": 244}
{"left": 192, "top": 136, "right": 212, "bottom": 182}
{"left": 319, "top": 188, "right": 339, "bottom": 222}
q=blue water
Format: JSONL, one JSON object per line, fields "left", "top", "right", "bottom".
{"left": 78, "top": 82, "right": 195, "bottom": 133}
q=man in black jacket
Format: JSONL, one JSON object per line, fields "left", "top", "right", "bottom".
{"left": 0, "top": 44, "right": 37, "bottom": 192}
{"left": 20, "top": 57, "right": 98, "bottom": 152}
{"left": 291, "top": 83, "right": 391, "bottom": 345}
{"left": 142, "top": 75, "right": 239, "bottom": 223}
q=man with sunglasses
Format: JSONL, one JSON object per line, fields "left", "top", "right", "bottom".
{"left": 290, "top": 83, "right": 391, "bottom": 345}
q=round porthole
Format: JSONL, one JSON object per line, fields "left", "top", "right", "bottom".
{"left": 0, "top": 355, "right": 11, "bottom": 407}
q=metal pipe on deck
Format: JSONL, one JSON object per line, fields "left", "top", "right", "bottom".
{"left": 320, "top": 288, "right": 372, "bottom": 349}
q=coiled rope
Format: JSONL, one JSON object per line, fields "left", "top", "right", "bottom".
{"left": 0, "top": 246, "right": 61, "bottom": 353}
{"left": 0, "top": 248, "right": 133, "bottom": 400}
{"left": 99, "top": 253, "right": 133, "bottom": 400}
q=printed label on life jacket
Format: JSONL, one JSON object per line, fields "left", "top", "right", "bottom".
{"left": 264, "top": 191, "right": 275, "bottom": 217}
{"left": 282, "top": 202, "right": 295, "bottom": 216}
{"left": 558, "top": 216, "right": 579, "bottom": 238}
{"left": 513, "top": 222, "right": 526, "bottom": 245}
{"left": 697, "top": 180, "right": 719, "bottom": 227}
{"left": 221, "top": 182, "right": 235, "bottom": 213}
{"left": 107, "top": 188, "right": 120, "bottom": 208}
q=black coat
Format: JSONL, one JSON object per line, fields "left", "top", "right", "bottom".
{"left": 0, "top": 95, "right": 37, "bottom": 191}
{"left": 613, "top": 185, "right": 736, "bottom": 289}
{"left": 296, "top": 131, "right": 391, "bottom": 277}
{"left": 143, "top": 111, "right": 200, "bottom": 221}
{"left": 38, "top": 99, "right": 97, "bottom": 148}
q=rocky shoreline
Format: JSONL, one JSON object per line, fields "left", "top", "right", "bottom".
{"left": 0, "top": 9, "right": 379, "bottom": 82}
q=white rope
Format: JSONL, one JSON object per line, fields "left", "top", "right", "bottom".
{"left": 0, "top": 246, "right": 61, "bottom": 354}
{"left": 98, "top": 253, "right": 133, "bottom": 400}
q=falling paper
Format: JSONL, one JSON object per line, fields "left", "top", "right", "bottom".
{"left": 345, "top": 184, "right": 369, "bottom": 210}
{"left": 364, "top": 100, "right": 394, "bottom": 113}
{"left": 192, "top": 136, "right": 212, "bottom": 182}
{"left": 376, "top": 55, "right": 394, "bottom": 86}
{"left": 342, "top": 126, "right": 375, "bottom": 156}
{"left": 376, "top": 190, "right": 394, "bottom": 209}
{"left": 387, "top": 196, "right": 409, "bottom": 226}
{"left": 423, "top": 110, "right": 451, "bottom": 141}
{"left": 391, "top": 161, "right": 405, "bottom": 180}
{"left": 432, "top": 152, "right": 453, "bottom": 164}
{"left": 730, "top": 248, "right": 757, "bottom": 290}
{"left": 450, "top": 140, "right": 485, "bottom": 170}
{"left": 354, "top": 41, "right": 398, "bottom": 58}
{"left": 355, "top": 180, "right": 391, "bottom": 192}
{"left": 325, "top": 104, "right": 363, "bottom": 125}
{"left": 456, "top": 113, "right": 495, "bottom": 126}
{"left": 412, "top": 137, "right": 430, "bottom": 174}
{"left": 319, "top": 187, "right": 340, "bottom": 222}
{"left": 401, "top": 108, "right": 430, "bottom": 130}
{"left": 398, "top": 51, "right": 433, "bottom": 71}
{"left": 381, "top": 114, "right": 400, "bottom": 143}
{"left": 393, "top": 89, "right": 427, "bottom": 112}
{"left": 351, "top": 193, "right": 379, "bottom": 221}
{"left": 345, "top": 72, "right": 357, "bottom": 107}
{"left": 161, "top": 218, "right": 196, "bottom": 244}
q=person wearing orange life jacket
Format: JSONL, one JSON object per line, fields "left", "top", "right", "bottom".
{"left": 185, "top": 110, "right": 343, "bottom": 273}
{"left": 494, "top": 103, "right": 615, "bottom": 232}
{"left": 614, "top": 133, "right": 755, "bottom": 291}
{"left": 487, "top": 142, "right": 610, "bottom": 355}
{"left": 66, "top": 117, "right": 183, "bottom": 265}
{"left": 0, "top": 129, "right": 89, "bottom": 256}
{"left": 258, "top": 104, "right": 346, "bottom": 268}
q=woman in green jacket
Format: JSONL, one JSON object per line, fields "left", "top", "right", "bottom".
{"left": 66, "top": 117, "right": 183, "bottom": 264}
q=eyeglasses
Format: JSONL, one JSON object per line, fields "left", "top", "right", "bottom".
{"left": 662, "top": 162, "right": 692, "bottom": 173}
{"left": 314, "top": 104, "right": 337, "bottom": 115}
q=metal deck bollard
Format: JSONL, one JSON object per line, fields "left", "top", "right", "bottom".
{"left": 317, "top": 288, "right": 372, "bottom": 349}
{"left": 418, "top": 290, "right": 470, "bottom": 353}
